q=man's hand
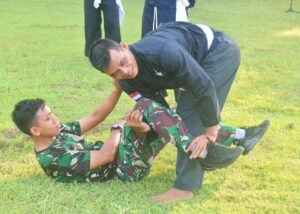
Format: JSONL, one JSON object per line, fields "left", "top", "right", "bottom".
{"left": 204, "top": 125, "right": 219, "bottom": 142}
{"left": 126, "top": 109, "right": 150, "bottom": 133}
{"left": 185, "top": 135, "right": 210, "bottom": 159}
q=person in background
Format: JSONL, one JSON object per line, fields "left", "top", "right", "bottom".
{"left": 84, "top": 0, "right": 124, "bottom": 56}
{"left": 141, "top": 0, "right": 195, "bottom": 38}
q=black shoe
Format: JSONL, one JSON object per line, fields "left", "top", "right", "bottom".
{"left": 237, "top": 120, "right": 271, "bottom": 155}
{"left": 199, "top": 142, "right": 244, "bottom": 170}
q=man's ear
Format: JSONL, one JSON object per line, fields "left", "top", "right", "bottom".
{"left": 120, "top": 42, "right": 128, "bottom": 49}
{"left": 30, "top": 127, "right": 40, "bottom": 136}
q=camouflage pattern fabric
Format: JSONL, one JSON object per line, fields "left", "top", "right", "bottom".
{"left": 116, "top": 98, "right": 238, "bottom": 182}
{"left": 217, "top": 123, "right": 237, "bottom": 146}
{"left": 35, "top": 100, "right": 237, "bottom": 184}
{"left": 116, "top": 98, "right": 194, "bottom": 181}
{"left": 35, "top": 121, "right": 116, "bottom": 183}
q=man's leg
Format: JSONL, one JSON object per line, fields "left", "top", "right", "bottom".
{"left": 163, "top": 36, "right": 239, "bottom": 200}
{"left": 145, "top": 87, "right": 208, "bottom": 202}
{"left": 116, "top": 98, "right": 194, "bottom": 182}
{"left": 117, "top": 98, "right": 243, "bottom": 201}
{"left": 202, "top": 32, "right": 240, "bottom": 110}
{"left": 203, "top": 33, "right": 271, "bottom": 154}
{"left": 102, "top": 0, "right": 121, "bottom": 43}
{"left": 84, "top": 0, "right": 102, "bottom": 56}
{"left": 141, "top": 0, "right": 154, "bottom": 38}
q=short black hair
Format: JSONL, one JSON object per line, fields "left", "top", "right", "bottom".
{"left": 11, "top": 99, "right": 45, "bottom": 136}
{"left": 88, "top": 39, "right": 121, "bottom": 72}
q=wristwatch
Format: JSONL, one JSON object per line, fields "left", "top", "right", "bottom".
{"left": 111, "top": 124, "right": 123, "bottom": 132}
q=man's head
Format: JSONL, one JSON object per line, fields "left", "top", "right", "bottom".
{"left": 89, "top": 39, "right": 138, "bottom": 80}
{"left": 12, "top": 99, "right": 60, "bottom": 137}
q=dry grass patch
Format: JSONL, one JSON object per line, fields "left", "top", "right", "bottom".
{"left": 275, "top": 27, "right": 300, "bottom": 37}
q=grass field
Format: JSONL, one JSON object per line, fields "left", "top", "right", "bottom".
{"left": 0, "top": 0, "right": 299, "bottom": 213}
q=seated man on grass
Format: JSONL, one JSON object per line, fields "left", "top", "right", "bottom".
{"left": 11, "top": 84, "right": 266, "bottom": 201}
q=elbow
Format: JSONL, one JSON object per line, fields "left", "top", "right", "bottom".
{"left": 110, "top": 149, "right": 118, "bottom": 162}
{"left": 105, "top": 150, "right": 116, "bottom": 164}
{"left": 107, "top": 153, "right": 115, "bottom": 163}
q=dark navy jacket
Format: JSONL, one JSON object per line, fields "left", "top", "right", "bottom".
{"left": 119, "top": 22, "right": 220, "bottom": 127}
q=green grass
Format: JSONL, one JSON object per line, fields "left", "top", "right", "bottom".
{"left": 0, "top": 0, "right": 299, "bottom": 213}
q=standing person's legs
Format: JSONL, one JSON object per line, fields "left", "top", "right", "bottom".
{"left": 120, "top": 98, "right": 243, "bottom": 201}
{"left": 141, "top": 1, "right": 176, "bottom": 38}
{"left": 141, "top": 0, "right": 154, "bottom": 37}
{"left": 147, "top": 90, "right": 205, "bottom": 201}
{"left": 84, "top": 0, "right": 102, "bottom": 56}
{"left": 166, "top": 32, "right": 240, "bottom": 197}
{"left": 102, "top": 0, "right": 121, "bottom": 43}
{"left": 174, "top": 90, "right": 206, "bottom": 190}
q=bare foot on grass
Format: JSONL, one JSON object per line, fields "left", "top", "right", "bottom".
{"left": 149, "top": 188, "right": 193, "bottom": 202}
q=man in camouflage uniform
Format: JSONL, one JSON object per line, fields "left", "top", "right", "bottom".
{"left": 12, "top": 92, "right": 244, "bottom": 184}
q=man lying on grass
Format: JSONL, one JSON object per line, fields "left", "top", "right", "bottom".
{"left": 11, "top": 83, "right": 269, "bottom": 201}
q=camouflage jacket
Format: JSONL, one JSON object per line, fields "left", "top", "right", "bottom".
{"left": 35, "top": 121, "right": 117, "bottom": 183}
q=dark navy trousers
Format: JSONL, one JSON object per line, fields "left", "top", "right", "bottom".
{"left": 173, "top": 32, "right": 241, "bottom": 190}
{"left": 84, "top": 0, "right": 121, "bottom": 56}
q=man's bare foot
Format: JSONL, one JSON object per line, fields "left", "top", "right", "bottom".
{"left": 149, "top": 188, "right": 193, "bottom": 202}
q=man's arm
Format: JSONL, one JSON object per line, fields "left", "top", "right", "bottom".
{"left": 162, "top": 43, "right": 220, "bottom": 127}
{"left": 162, "top": 44, "right": 220, "bottom": 158}
{"left": 89, "top": 123, "right": 123, "bottom": 169}
{"left": 79, "top": 80, "right": 122, "bottom": 134}
{"left": 89, "top": 107, "right": 153, "bottom": 170}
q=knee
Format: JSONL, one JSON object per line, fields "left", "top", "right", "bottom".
{"left": 135, "top": 98, "right": 154, "bottom": 111}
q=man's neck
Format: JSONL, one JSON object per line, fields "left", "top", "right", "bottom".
{"left": 33, "top": 136, "right": 55, "bottom": 152}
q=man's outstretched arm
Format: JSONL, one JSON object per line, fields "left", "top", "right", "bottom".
{"left": 89, "top": 123, "right": 123, "bottom": 169}
{"left": 79, "top": 80, "right": 122, "bottom": 134}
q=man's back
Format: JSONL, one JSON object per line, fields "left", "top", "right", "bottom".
{"left": 136, "top": 21, "right": 211, "bottom": 62}
{"left": 119, "top": 22, "right": 220, "bottom": 110}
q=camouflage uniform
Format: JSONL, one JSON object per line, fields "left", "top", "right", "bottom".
{"left": 116, "top": 98, "right": 193, "bottom": 181}
{"left": 115, "top": 99, "right": 237, "bottom": 181}
{"left": 36, "top": 98, "right": 237, "bottom": 183}
{"left": 35, "top": 121, "right": 117, "bottom": 183}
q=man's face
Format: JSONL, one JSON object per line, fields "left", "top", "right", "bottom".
{"left": 31, "top": 105, "right": 60, "bottom": 137}
{"left": 105, "top": 45, "right": 138, "bottom": 81}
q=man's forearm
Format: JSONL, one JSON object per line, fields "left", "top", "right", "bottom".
{"left": 80, "top": 88, "right": 122, "bottom": 134}
{"left": 102, "top": 130, "right": 121, "bottom": 157}
{"left": 93, "top": 88, "right": 122, "bottom": 119}
{"left": 89, "top": 130, "right": 121, "bottom": 169}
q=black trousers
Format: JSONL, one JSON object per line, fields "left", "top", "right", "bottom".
{"left": 173, "top": 32, "right": 241, "bottom": 190}
{"left": 141, "top": 0, "right": 176, "bottom": 38}
{"left": 84, "top": 0, "right": 121, "bottom": 56}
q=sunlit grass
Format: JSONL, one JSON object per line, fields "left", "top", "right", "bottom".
{"left": 0, "top": 0, "right": 299, "bottom": 213}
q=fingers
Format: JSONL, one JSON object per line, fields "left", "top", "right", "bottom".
{"left": 126, "top": 109, "right": 143, "bottom": 124}
{"left": 186, "top": 135, "right": 209, "bottom": 159}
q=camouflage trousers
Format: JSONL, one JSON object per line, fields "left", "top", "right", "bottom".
{"left": 116, "top": 98, "right": 237, "bottom": 182}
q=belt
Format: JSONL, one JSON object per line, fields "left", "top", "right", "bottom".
{"left": 197, "top": 24, "right": 214, "bottom": 50}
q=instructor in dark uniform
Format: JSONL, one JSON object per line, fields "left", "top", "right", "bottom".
{"left": 88, "top": 21, "right": 270, "bottom": 201}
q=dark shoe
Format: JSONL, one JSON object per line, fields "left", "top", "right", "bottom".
{"left": 237, "top": 120, "right": 270, "bottom": 155}
{"left": 199, "top": 142, "right": 244, "bottom": 170}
